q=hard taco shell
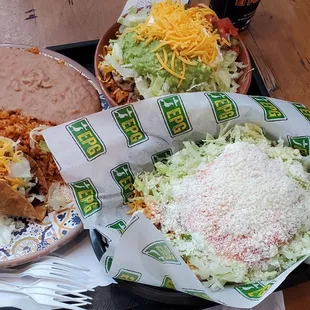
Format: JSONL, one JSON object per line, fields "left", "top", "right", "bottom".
{"left": 23, "top": 154, "right": 48, "bottom": 194}
{"left": 0, "top": 181, "right": 46, "bottom": 221}
{"left": 0, "top": 154, "right": 49, "bottom": 221}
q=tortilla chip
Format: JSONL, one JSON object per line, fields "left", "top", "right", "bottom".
{"left": 0, "top": 181, "right": 46, "bottom": 220}
{"left": 24, "top": 154, "right": 48, "bottom": 194}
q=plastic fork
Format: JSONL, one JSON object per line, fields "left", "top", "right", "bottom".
{"left": 37, "top": 255, "right": 90, "bottom": 271}
{"left": 0, "top": 258, "right": 89, "bottom": 288}
{"left": 0, "top": 279, "right": 92, "bottom": 310}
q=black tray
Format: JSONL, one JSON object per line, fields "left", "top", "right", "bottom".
{"left": 90, "top": 228, "right": 310, "bottom": 309}
{"left": 46, "top": 41, "right": 310, "bottom": 310}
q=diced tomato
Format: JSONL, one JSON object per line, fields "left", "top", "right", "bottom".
{"left": 205, "top": 15, "right": 212, "bottom": 23}
{"left": 232, "top": 45, "right": 240, "bottom": 55}
{"left": 219, "top": 28, "right": 230, "bottom": 41}
{"left": 217, "top": 18, "right": 239, "bottom": 40}
{"left": 205, "top": 14, "right": 218, "bottom": 27}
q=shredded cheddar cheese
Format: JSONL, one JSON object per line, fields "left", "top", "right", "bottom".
{"left": 127, "top": 191, "right": 152, "bottom": 218}
{"left": 156, "top": 53, "right": 185, "bottom": 80}
{"left": 131, "top": 0, "right": 221, "bottom": 84}
{"left": 0, "top": 137, "right": 23, "bottom": 176}
{"left": 171, "top": 51, "right": 176, "bottom": 71}
{"left": 4, "top": 176, "right": 26, "bottom": 190}
{"left": 0, "top": 137, "right": 28, "bottom": 191}
{"left": 221, "top": 37, "right": 232, "bottom": 47}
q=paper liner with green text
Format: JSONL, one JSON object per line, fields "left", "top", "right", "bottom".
{"left": 43, "top": 92, "right": 310, "bottom": 308}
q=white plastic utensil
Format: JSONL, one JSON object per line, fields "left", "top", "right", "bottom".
{"left": 0, "top": 278, "right": 94, "bottom": 295}
{"left": 40, "top": 255, "right": 90, "bottom": 271}
{"left": 0, "top": 279, "right": 92, "bottom": 310}
{"left": 0, "top": 257, "right": 90, "bottom": 287}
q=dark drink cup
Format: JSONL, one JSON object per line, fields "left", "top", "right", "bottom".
{"left": 209, "top": 0, "right": 261, "bottom": 30}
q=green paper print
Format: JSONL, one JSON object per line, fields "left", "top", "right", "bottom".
{"left": 158, "top": 95, "right": 192, "bottom": 137}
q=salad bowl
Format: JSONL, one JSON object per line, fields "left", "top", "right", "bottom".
{"left": 95, "top": 6, "right": 252, "bottom": 107}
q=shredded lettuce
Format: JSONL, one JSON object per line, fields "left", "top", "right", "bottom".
{"left": 132, "top": 123, "right": 310, "bottom": 290}
{"left": 38, "top": 140, "right": 50, "bottom": 153}
{"left": 104, "top": 53, "right": 138, "bottom": 79}
{"left": 135, "top": 76, "right": 152, "bottom": 98}
{"left": 0, "top": 215, "right": 15, "bottom": 247}
{"left": 212, "top": 50, "right": 247, "bottom": 92}
{"left": 135, "top": 75, "right": 169, "bottom": 98}
{"left": 29, "top": 125, "right": 50, "bottom": 149}
{"left": 118, "top": 7, "right": 151, "bottom": 32}
{"left": 47, "top": 182, "right": 67, "bottom": 211}
{"left": 9, "top": 158, "right": 31, "bottom": 178}
{"left": 111, "top": 41, "right": 123, "bottom": 64}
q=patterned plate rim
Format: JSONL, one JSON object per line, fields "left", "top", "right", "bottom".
{"left": 0, "top": 224, "right": 84, "bottom": 268}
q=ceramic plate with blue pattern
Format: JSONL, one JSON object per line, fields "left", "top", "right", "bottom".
{"left": 0, "top": 186, "right": 83, "bottom": 268}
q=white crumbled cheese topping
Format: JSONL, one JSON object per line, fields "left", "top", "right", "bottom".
{"left": 0, "top": 215, "right": 15, "bottom": 247}
{"left": 152, "top": 142, "right": 310, "bottom": 268}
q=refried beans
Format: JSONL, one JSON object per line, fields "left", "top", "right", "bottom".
{"left": 0, "top": 47, "right": 101, "bottom": 124}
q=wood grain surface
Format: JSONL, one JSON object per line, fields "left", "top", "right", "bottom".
{"left": 0, "top": 0, "right": 310, "bottom": 309}
{"left": 1, "top": 0, "right": 309, "bottom": 105}
{"left": 240, "top": 0, "right": 310, "bottom": 104}
{"left": 0, "top": 0, "right": 125, "bottom": 47}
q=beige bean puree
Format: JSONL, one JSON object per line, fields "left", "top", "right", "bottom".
{"left": 0, "top": 47, "right": 101, "bottom": 124}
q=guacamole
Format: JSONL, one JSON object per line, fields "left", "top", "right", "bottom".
{"left": 122, "top": 32, "right": 212, "bottom": 93}
{"left": 99, "top": 3, "right": 246, "bottom": 104}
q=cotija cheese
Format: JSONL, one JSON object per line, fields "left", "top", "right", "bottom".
{"left": 156, "top": 142, "right": 310, "bottom": 268}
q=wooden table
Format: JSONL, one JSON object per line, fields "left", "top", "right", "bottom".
{"left": 0, "top": 0, "right": 309, "bottom": 309}
{"left": 1, "top": 0, "right": 309, "bottom": 106}
{"left": 240, "top": 0, "right": 310, "bottom": 105}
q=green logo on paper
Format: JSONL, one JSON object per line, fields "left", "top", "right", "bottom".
{"left": 66, "top": 118, "right": 106, "bottom": 160}
{"left": 161, "top": 276, "right": 175, "bottom": 290}
{"left": 105, "top": 256, "right": 113, "bottom": 273}
{"left": 142, "top": 240, "right": 180, "bottom": 264}
{"left": 288, "top": 136, "right": 310, "bottom": 156}
{"left": 183, "top": 289, "right": 211, "bottom": 301}
{"left": 151, "top": 149, "right": 173, "bottom": 165}
{"left": 106, "top": 219, "right": 127, "bottom": 234}
{"left": 292, "top": 103, "right": 310, "bottom": 122}
{"left": 122, "top": 214, "right": 140, "bottom": 234}
{"left": 111, "top": 163, "right": 134, "bottom": 203}
{"left": 251, "top": 96, "right": 287, "bottom": 121}
{"left": 158, "top": 95, "right": 192, "bottom": 137}
{"left": 205, "top": 92, "right": 239, "bottom": 123}
{"left": 115, "top": 268, "right": 142, "bottom": 282}
{"left": 112, "top": 105, "right": 148, "bottom": 147}
{"left": 69, "top": 178, "right": 102, "bottom": 218}
{"left": 235, "top": 282, "right": 273, "bottom": 300}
